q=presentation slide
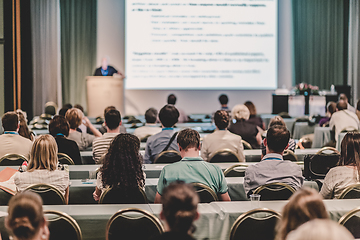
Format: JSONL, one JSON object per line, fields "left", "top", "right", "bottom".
{"left": 125, "top": 0, "right": 278, "bottom": 90}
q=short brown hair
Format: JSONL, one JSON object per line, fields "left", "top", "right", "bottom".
{"left": 2, "top": 112, "right": 19, "bottom": 131}
{"left": 177, "top": 128, "right": 200, "bottom": 151}
{"left": 214, "top": 110, "right": 229, "bottom": 130}
{"left": 266, "top": 125, "right": 290, "bottom": 153}
{"left": 65, "top": 108, "right": 83, "bottom": 129}
{"left": 49, "top": 115, "right": 70, "bottom": 137}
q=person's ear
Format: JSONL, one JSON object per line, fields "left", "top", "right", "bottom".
{"left": 119, "top": 120, "right": 122, "bottom": 126}
{"left": 264, "top": 138, "right": 267, "bottom": 147}
{"left": 160, "top": 211, "right": 165, "bottom": 220}
{"left": 285, "top": 143, "right": 289, "bottom": 150}
{"left": 194, "top": 211, "right": 200, "bottom": 220}
{"left": 178, "top": 143, "right": 182, "bottom": 151}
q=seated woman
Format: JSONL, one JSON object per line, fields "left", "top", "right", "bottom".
{"left": 93, "top": 133, "right": 145, "bottom": 201}
{"left": 49, "top": 115, "right": 82, "bottom": 165}
{"left": 6, "top": 192, "right": 49, "bottom": 240}
{"left": 16, "top": 110, "right": 34, "bottom": 141}
{"left": 65, "top": 108, "right": 102, "bottom": 150}
{"left": 228, "top": 104, "right": 262, "bottom": 149}
{"left": 320, "top": 132, "right": 360, "bottom": 199}
{"left": 276, "top": 188, "right": 328, "bottom": 240}
{"left": 14, "top": 135, "right": 70, "bottom": 203}
{"left": 244, "top": 101, "right": 265, "bottom": 130}
{"left": 157, "top": 182, "right": 199, "bottom": 240}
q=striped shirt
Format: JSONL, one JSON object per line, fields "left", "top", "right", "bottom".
{"left": 92, "top": 133, "right": 119, "bottom": 164}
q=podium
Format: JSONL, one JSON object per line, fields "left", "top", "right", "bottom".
{"left": 86, "top": 76, "right": 124, "bottom": 117}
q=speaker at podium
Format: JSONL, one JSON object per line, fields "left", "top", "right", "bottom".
{"left": 86, "top": 76, "right": 124, "bottom": 117}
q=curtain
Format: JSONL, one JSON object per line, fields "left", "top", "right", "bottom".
{"left": 60, "top": 0, "right": 97, "bottom": 111}
{"left": 30, "top": 0, "right": 62, "bottom": 116}
{"left": 292, "top": 0, "right": 349, "bottom": 90}
{"left": 348, "top": 0, "right": 360, "bottom": 104}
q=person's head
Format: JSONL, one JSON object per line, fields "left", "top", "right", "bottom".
{"left": 44, "top": 106, "right": 56, "bottom": 116}
{"left": 100, "top": 133, "right": 145, "bottom": 191}
{"left": 17, "top": 111, "right": 32, "bottom": 141}
{"left": 357, "top": 99, "right": 360, "bottom": 112}
{"left": 28, "top": 135, "right": 58, "bottom": 172}
{"left": 65, "top": 108, "right": 83, "bottom": 129}
{"left": 159, "top": 105, "right": 179, "bottom": 127}
{"left": 219, "top": 94, "right": 228, "bottom": 106}
{"left": 161, "top": 182, "right": 199, "bottom": 234}
{"left": 339, "top": 93, "right": 349, "bottom": 103}
{"left": 104, "top": 106, "right": 116, "bottom": 117}
{"left": 49, "top": 115, "right": 70, "bottom": 137}
{"left": 276, "top": 188, "right": 328, "bottom": 240}
{"left": 214, "top": 110, "right": 230, "bottom": 130}
{"left": 59, "top": 107, "right": 70, "bottom": 117}
{"left": 145, "top": 108, "right": 158, "bottom": 124}
{"left": 339, "top": 132, "right": 360, "bottom": 172}
{"left": 177, "top": 128, "right": 200, "bottom": 152}
{"left": 101, "top": 57, "right": 109, "bottom": 70}
{"left": 105, "top": 109, "right": 121, "bottom": 130}
{"left": 2, "top": 111, "right": 19, "bottom": 132}
{"left": 337, "top": 100, "right": 347, "bottom": 111}
{"left": 63, "top": 103, "right": 72, "bottom": 109}
{"left": 231, "top": 104, "right": 250, "bottom": 121}
{"left": 167, "top": 94, "right": 177, "bottom": 105}
{"left": 6, "top": 192, "right": 47, "bottom": 240}
{"left": 269, "top": 116, "right": 286, "bottom": 128}
{"left": 244, "top": 101, "right": 257, "bottom": 116}
{"left": 326, "top": 101, "right": 337, "bottom": 115}
{"left": 74, "top": 104, "right": 84, "bottom": 113}
{"left": 265, "top": 125, "right": 290, "bottom": 154}
{"left": 285, "top": 219, "right": 353, "bottom": 240}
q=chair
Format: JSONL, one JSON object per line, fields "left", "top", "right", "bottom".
{"left": 154, "top": 150, "right": 182, "bottom": 164}
{"left": 140, "top": 134, "right": 152, "bottom": 143}
{"left": 230, "top": 208, "right": 281, "bottom": 240}
{"left": 303, "top": 153, "right": 340, "bottom": 180}
{"left": 339, "top": 184, "right": 360, "bottom": 199}
{"left": 298, "top": 135, "right": 312, "bottom": 149}
{"left": 44, "top": 210, "right": 82, "bottom": 240}
{"left": 242, "top": 140, "right": 252, "bottom": 150}
{"left": 224, "top": 164, "right": 248, "bottom": 177}
{"left": 338, "top": 207, "right": 360, "bottom": 238}
{"left": 106, "top": 208, "right": 164, "bottom": 240}
{"left": 24, "top": 184, "right": 65, "bottom": 205}
{"left": 57, "top": 153, "right": 75, "bottom": 165}
{"left": 283, "top": 150, "right": 298, "bottom": 161}
{"left": 0, "top": 153, "right": 27, "bottom": 166}
{"left": 191, "top": 182, "right": 218, "bottom": 203}
{"left": 253, "top": 183, "right": 295, "bottom": 201}
{"left": 99, "top": 187, "right": 148, "bottom": 204}
{"left": 209, "top": 149, "right": 241, "bottom": 163}
{"left": 316, "top": 146, "right": 340, "bottom": 155}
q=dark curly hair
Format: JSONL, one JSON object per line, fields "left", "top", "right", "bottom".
{"left": 214, "top": 110, "right": 229, "bottom": 130}
{"left": 100, "top": 133, "right": 145, "bottom": 193}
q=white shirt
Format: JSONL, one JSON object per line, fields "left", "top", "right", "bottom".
{"left": 330, "top": 110, "right": 360, "bottom": 142}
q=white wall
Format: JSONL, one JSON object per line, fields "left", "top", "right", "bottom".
{"left": 97, "top": 0, "right": 293, "bottom": 115}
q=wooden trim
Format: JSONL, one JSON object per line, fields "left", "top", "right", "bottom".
{"left": 12, "top": 0, "right": 15, "bottom": 110}
{"left": 15, "top": 0, "right": 21, "bottom": 109}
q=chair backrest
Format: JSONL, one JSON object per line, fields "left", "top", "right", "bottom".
{"left": 304, "top": 154, "right": 340, "bottom": 180}
{"left": 0, "top": 153, "right": 27, "bottom": 166}
{"left": 57, "top": 153, "right": 75, "bottom": 165}
{"left": 283, "top": 150, "right": 298, "bottom": 161}
{"left": 338, "top": 207, "right": 360, "bottom": 238}
{"left": 106, "top": 208, "right": 164, "bottom": 240}
{"left": 44, "top": 210, "right": 82, "bottom": 240}
{"left": 24, "top": 184, "right": 65, "bottom": 205}
{"left": 242, "top": 140, "right": 252, "bottom": 150}
{"left": 253, "top": 183, "right": 295, "bottom": 201}
{"left": 154, "top": 150, "right": 182, "bottom": 164}
{"left": 230, "top": 208, "right": 281, "bottom": 240}
{"left": 191, "top": 182, "right": 218, "bottom": 203}
{"left": 339, "top": 184, "right": 360, "bottom": 199}
{"left": 223, "top": 164, "right": 248, "bottom": 177}
{"left": 99, "top": 187, "right": 148, "bottom": 204}
{"left": 316, "top": 147, "right": 340, "bottom": 155}
{"left": 298, "top": 136, "right": 312, "bottom": 149}
{"left": 209, "top": 149, "right": 241, "bottom": 163}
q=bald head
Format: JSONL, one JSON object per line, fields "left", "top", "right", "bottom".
{"left": 337, "top": 100, "right": 347, "bottom": 111}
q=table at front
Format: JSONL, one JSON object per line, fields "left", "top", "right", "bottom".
{"left": 0, "top": 199, "right": 356, "bottom": 240}
{"left": 292, "top": 122, "right": 318, "bottom": 140}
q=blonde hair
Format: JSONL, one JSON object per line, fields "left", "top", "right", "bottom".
{"left": 231, "top": 104, "right": 250, "bottom": 121}
{"left": 65, "top": 108, "right": 83, "bottom": 129}
{"left": 27, "top": 135, "right": 58, "bottom": 172}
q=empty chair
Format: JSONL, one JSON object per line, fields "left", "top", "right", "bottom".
{"left": 303, "top": 153, "right": 340, "bottom": 180}
{"left": 106, "top": 208, "right": 164, "bottom": 240}
{"left": 24, "top": 184, "right": 66, "bottom": 205}
{"left": 191, "top": 182, "right": 218, "bottom": 203}
{"left": 57, "top": 153, "right": 75, "bottom": 165}
{"left": 338, "top": 207, "right": 360, "bottom": 238}
{"left": 154, "top": 150, "right": 182, "bottom": 164}
{"left": 0, "top": 153, "right": 27, "bottom": 166}
{"left": 45, "top": 210, "right": 82, "bottom": 240}
{"left": 316, "top": 147, "right": 340, "bottom": 155}
{"left": 253, "top": 183, "right": 295, "bottom": 201}
{"left": 283, "top": 150, "right": 298, "bottom": 161}
{"left": 99, "top": 187, "right": 148, "bottom": 204}
{"left": 224, "top": 164, "right": 248, "bottom": 177}
{"left": 209, "top": 149, "right": 241, "bottom": 163}
{"left": 230, "top": 208, "right": 281, "bottom": 240}
{"left": 339, "top": 184, "right": 360, "bottom": 199}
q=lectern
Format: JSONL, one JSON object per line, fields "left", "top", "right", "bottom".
{"left": 86, "top": 76, "right": 124, "bottom": 117}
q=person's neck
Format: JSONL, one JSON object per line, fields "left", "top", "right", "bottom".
{"left": 216, "top": 127, "right": 227, "bottom": 131}
{"left": 69, "top": 129, "right": 77, "bottom": 133}
{"left": 181, "top": 148, "right": 200, "bottom": 158}
{"left": 107, "top": 127, "right": 120, "bottom": 133}
{"left": 266, "top": 150, "right": 284, "bottom": 156}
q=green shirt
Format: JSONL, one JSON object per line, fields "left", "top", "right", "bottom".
{"left": 157, "top": 157, "right": 228, "bottom": 195}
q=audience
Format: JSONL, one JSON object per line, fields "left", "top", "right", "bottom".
{"left": 98, "top": 106, "right": 127, "bottom": 134}
{"left": 16, "top": 110, "right": 34, "bottom": 141}
{"left": 275, "top": 188, "right": 328, "bottom": 240}
{"left": 48, "top": 115, "right": 82, "bottom": 165}
{"left": 320, "top": 132, "right": 360, "bottom": 199}
{"left": 154, "top": 128, "right": 231, "bottom": 203}
{"left": 93, "top": 133, "right": 145, "bottom": 201}
{"left": 339, "top": 93, "right": 356, "bottom": 113}
{"left": 58, "top": 103, "right": 72, "bottom": 116}
{"left": 74, "top": 104, "right": 87, "bottom": 133}
{"left": 14, "top": 135, "right": 70, "bottom": 203}
{"left": 157, "top": 182, "right": 199, "bottom": 240}
{"left": 144, "top": 105, "right": 180, "bottom": 164}
{"left": 244, "top": 101, "right": 265, "bottom": 130}
{"left": 228, "top": 104, "right": 262, "bottom": 149}
{"left": 5, "top": 192, "right": 49, "bottom": 240}
{"left": 133, "top": 108, "right": 161, "bottom": 141}
{"left": 244, "top": 125, "right": 303, "bottom": 196}
{"left": 219, "top": 94, "right": 230, "bottom": 111}
{"left": 167, "top": 94, "right": 187, "bottom": 123}
{"left": 319, "top": 101, "right": 337, "bottom": 127}
{"left": 65, "top": 108, "right": 102, "bottom": 150}
{"left": 0, "top": 112, "right": 33, "bottom": 160}
{"left": 201, "top": 110, "right": 245, "bottom": 162}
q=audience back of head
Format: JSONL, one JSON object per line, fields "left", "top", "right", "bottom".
{"left": 214, "top": 110, "right": 229, "bottom": 130}
{"left": 337, "top": 100, "right": 348, "bottom": 111}
{"left": 159, "top": 105, "right": 179, "bottom": 127}
{"left": 327, "top": 101, "right": 337, "bottom": 115}
{"left": 2, "top": 112, "right": 18, "bottom": 132}
{"left": 244, "top": 101, "right": 257, "bottom": 116}
{"left": 219, "top": 94, "right": 228, "bottom": 106}
{"left": 65, "top": 108, "right": 83, "bottom": 129}
{"left": 266, "top": 125, "right": 290, "bottom": 153}
{"left": 17, "top": 111, "right": 33, "bottom": 141}
{"left": 28, "top": 135, "right": 58, "bottom": 172}
{"left": 105, "top": 109, "right": 121, "bottom": 130}
{"left": 167, "top": 94, "right": 177, "bottom": 105}
{"left": 339, "top": 132, "right": 360, "bottom": 176}
{"left": 269, "top": 116, "right": 286, "bottom": 128}
{"left": 177, "top": 128, "right": 200, "bottom": 151}
{"left": 231, "top": 104, "right": 250, "bottom": 121}
{"left": 145, "top": 108, "right": 158, "bottom": 124}
{"left": 49, "top": 115, "right": 70, "bottom": 137}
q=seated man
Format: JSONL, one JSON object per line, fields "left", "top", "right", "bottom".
{"left": 154, "top": 128, "right": 231, "bottom": 203}
{"left": 98, "top": 106, "right": 126, "bottom": 134}
{"left": 93, "top": 109, "right": 122, "bottom": 164}
{"left": 319, "top": 101, "right": 336, "bottom": 127}
{"left": 144, "top": 105, "right": 180, "bottom": 164}
{"left": 133, "top": 108, "right": 161, "bottom": 141}
{"left": 0, "top": 112, "right": 33, "bottom": 159}
{"left": 244, "top": 125, "right": 303, "bottom": 197}
{"left": 201, "top": 110, "right": 245, "bottom": 162}
{"left": 167, "top": 94, "right": 187, "bottom": 123}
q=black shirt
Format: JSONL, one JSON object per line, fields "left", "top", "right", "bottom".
{"left": 153, "top": 232, "right": 195, "bottom": 240}
{"left": 94, "top": 66, "right": 118, "bottom": 76}
{"left": 55, "top": 136, "right": 82, "bottom": 165}
{"left": 228, "top": 120, "right": 260, "bottom": 149}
